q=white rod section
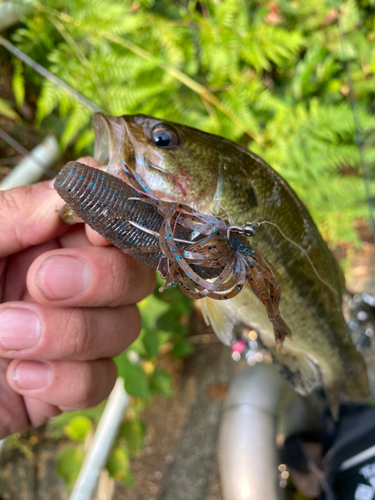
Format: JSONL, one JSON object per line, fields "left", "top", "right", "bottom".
{"left": 0, "top": 135, "right": 59, "bottom": 190}
{"left": 69, "top": 378, "right": 129, "bottom": 500}
{"left": 219, "top": 364, "right": 287, "bottom": 500}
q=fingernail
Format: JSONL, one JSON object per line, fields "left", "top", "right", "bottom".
{"left": 0, "top": 308, "right": 41, "bottom": 350}
{"left": 13, "top": 361, "right": 51, "bottom": 390}
{"left": 37, "top": 256, "right": 92, "bottom": 300}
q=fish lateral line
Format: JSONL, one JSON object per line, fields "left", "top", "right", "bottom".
{"left": 257, "top": 220, "right": 339, "bottom": 299}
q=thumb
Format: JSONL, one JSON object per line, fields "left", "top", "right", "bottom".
{"left": 0, "top": 180, "right": 67, "bottom": 258}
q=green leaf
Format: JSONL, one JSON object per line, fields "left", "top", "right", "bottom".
{"left": 0, "top": 98, "right": 21, "bottom": 122}
{"left": 63, "top": 416, "right": 92, "bottom": 441}
{"left": 115, "top": 353, "right": 151, "bottom": 399}
{"left": 128, "top": 331, "right": 149, "bottom": 358}
{"left": 172, "top": 338, "right": 194, "bottom": 359}
{"left": 122, "top": 470, "right": 135, "bottom": 486}
{"left": 138, "top": 293, "right": 169, "bottom": 330}
{"left": 49, "top": 403, "right": 104, "bottom": 437}
{"left": 142, "top": 330, "right": 161, "bottom": 358}
{"left": 142, "top": 330, "right": 171, "bottom": 358}
{"left": 150, "top": 369, "right": 174, "bottom": 398}
{"left": 106, "top": 444, "right": 135, "bottom": 485}
{"left": 156, "top": 311, "right": 187, "bottom": 334}
{"left": 12, "top": 59, "right": 25, "bottom": 110}
{"left": 119, "top": 419, "right": 146, "bottom": 457}
{"left": 57, "top": 446, "right": 84, "bottom": 491}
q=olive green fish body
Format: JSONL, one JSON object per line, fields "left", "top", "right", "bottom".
{"left": 93, "top": 113, "right": 368, "bottom": 407}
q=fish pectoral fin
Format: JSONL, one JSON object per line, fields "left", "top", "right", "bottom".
{"left": 201, "top": 297, "right": 321, "bottom": 396}
{"left": 200, "top": 297, "right": 237, "bottom": 346}
{"left": 263, "top": 341, "right": 321, "bottom": 396}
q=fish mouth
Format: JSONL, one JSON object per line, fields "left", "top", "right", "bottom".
{"left": 92, "top": 113, "right": 188, "bottom": 199}
{"left": 93, "top": 113, "right": 133, "bottom": 178}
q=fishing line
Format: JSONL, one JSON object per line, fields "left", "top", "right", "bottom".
{"left": 256, "top": 220, "right": 339, "bottom": 298}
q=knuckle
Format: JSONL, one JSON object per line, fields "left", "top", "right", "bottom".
{"left": 69, "top": 366, "right": 96, "bottom": 408}
{"left": 72, "top": 362, "right": 114, "bottom": 409}
{"left": 108, "top": 251, "right": 138, "bottom": 305}
{"left": 1, "top": 188, "right": 23, "bottom": 213}
{"left": 0, "top": 190, "right": 24, "bottom": 240}
{"left": 110, "top": 254, "right": 127, "bottom": 304}
{"left": 96, "top": 249, "right": 156, "bottom": 305}
{"left": 63, "top": 310, "right": 95, "bottom": 358}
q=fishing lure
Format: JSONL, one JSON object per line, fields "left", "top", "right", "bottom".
{"left": 54, "top": 161, "right": 291, "bottom": 347}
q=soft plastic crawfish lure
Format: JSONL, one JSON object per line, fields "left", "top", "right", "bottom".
{"left": 54, "top": 162, "right": 291, "bottom": 346}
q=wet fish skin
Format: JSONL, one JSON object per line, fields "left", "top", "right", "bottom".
{"left": 92, "top": 113, "right": 369, "bottom": 409}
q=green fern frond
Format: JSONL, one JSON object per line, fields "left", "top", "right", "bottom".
{"left": 74, "top": 128, "right": 95, "bottom": 154}
{"left": 60, "top": 104, "right": 92, "bottom": 150}
{"left": 35, "top": 79, "right": 65, "bottom": 125}
{"left": 11, "top": 59, "right": 25, "bottom": 110}
{"left": 11, "top": 0, "right": 375, "bottom": 247}
{"left": 0, "top": 97, "right": 21, "bottom": 122}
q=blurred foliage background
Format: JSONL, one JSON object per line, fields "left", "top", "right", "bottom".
{"left": 1, "top": 0, "right": 375, "bottom": 494}
{"left": 3, "top": 0, "right": 375, "bottom": 245}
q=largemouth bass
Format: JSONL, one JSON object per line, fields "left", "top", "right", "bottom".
{"left": 82, "top": 113, "right": 370, "bottom": 411}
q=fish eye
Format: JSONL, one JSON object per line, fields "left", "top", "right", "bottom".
{"left": 151, "top": 124, "right": 179, "bottom": 149}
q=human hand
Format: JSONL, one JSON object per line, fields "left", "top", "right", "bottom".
{"left": 0, "top": 157, "right": 156, "bottom": 438}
